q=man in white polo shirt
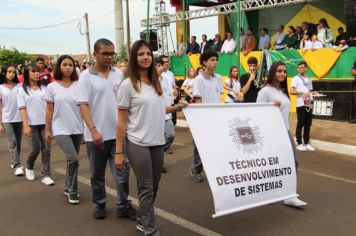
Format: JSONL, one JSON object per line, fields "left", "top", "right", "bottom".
{"left": 190, "top": 50, "right": 223, "bottom": 182}
{"left": 290, "top": 61, "right": 316, "bottom": 152}
{"left": 76, "top": 38, "right": 136, "bottom": 220}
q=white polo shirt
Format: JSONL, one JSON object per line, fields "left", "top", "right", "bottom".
{"left": 159, "top": 76, "right": 172, "bottom": 120}
{"left": 117, "top": 79, "right": 165, "bottom": 146}
{"left": 0, "top": 84, "right": 22, "bottom": 123}
{"left": 162, "top": 70, "right": 176, "bottom": 105}
{"left": 76, "top": 66, "right": 124, "bottom": 142}
{"left": 45, "top": 81, "right": 83, "bottom": 136}
{"left": 224, "top": 78, "right": 241, "bottom": 103}
{"left": 257, "top": 86, "right": 291, "bottom": 129}
{"left": 17, "top": 86, "right": 46, "bottom": 125}
{"left": 291, "top": 74, "right": 313, "bottom": 107}
{"left": 193, "top": 72, "right": 223, "bottom": 103}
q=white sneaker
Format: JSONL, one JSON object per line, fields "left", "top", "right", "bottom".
{"left": 14, "top": 166, "right": 24, "bottom": 176}
{"left": 41, "top": 176, "right": 55, "bottom": 186}
{"left": 284, "top": 197, "right": 307, "bottom": 207}
{"left": 304, "top": 144, "right": 316, "bottom": 151}
{"left": 25, "top": 167, "right": 35, "bottom": 181}
{"left": 296, "top": 144, "right": 307, "bottom": 151}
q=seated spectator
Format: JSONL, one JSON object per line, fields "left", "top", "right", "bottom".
{"left": 335, "top": 27, "right": 348, "bottom": 46}
{"left": 310, "top": 34, "right": 323, "bottom": 50}
{"left": 332, "top": 40, "right": 349, "bottom": 51}
{"left": 300, "top": 33, "right": 312, "bottom": 50}
{"left": 210, "top": 34, "right": 223, "bottom": 53}
{"left": 176, "top": 35, "right": 185, "bottom": 56}
{"left": 317, "top": 18, "right": 333, "bottom": 48}
{"left": 281, "top": 26, "right": 298, "bottom": 49}
{"left": 242, "top": 28, "right": 257, "bottom": 56}
{"left": 240, "top": 28, "right": 246, "bottom": 50}
{"left": 221, "top": 31, "right": 236, "bottom": 54}
{"left": 187, "top": 36, "right": 200, "bottom": 55}
{"left": 352, "top": 62, "right": 356, "bottom": 77}
{"left": 200, "top": 34, "right": 210, "bottom": 54}
{"left": 274, "top": 25, "right": 285, "bottom": 50}
{"left": 301, "top": 21, "right": 317, "bottom": 37}
{"left": 296, "top": 26, "right": 303, "bottom": 46}
{"left": 258, "top": 28, "right": 271, "bottom": 50}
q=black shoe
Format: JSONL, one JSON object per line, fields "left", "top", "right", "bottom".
{"left": 68, "top": 193, "right": 80, "bottom": 204}
{"left": 161, "top": 166, "right": 168, "bottom": 173}
{"left": 93, "top": 204, "right": 106, "bottom": 219}
{"left": 136, "top": 220, "right": 144, "bottom": 232}
{"left": 117, "top": 206, "right": 137, "bottom": 220}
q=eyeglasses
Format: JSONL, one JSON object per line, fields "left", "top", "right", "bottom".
{"left": 96, "top": 52, "right": 117, "bottom": 58}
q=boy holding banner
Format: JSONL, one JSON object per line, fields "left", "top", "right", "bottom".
{"left": 190, "top": 50, "right": 223, "bottom": 182}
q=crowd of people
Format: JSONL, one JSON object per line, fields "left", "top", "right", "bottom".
{"left": 0, "top": 34, "right": 336, "bottom": 236}
{"left": 176, "top": 18, "right": 351, "bottom": 57}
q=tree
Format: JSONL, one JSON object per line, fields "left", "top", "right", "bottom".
{"left": 0, "top": 48, "right": 34, "bottom": 66}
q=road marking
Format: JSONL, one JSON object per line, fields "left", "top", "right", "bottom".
{"left": 300, "top": 169, "right": 356, "bottom": 185}
{"left": 55, "top": 168, "right": 222, "bottom": 236}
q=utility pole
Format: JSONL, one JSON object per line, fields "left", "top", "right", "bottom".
{"left": 125, "top": 0, "right": 131, "bottom": 55}
{"left": 84, "top": 13, "right": 92, "bottom": 61}
{"left": 115, "top": 0, "right": 124, "bottom": 56}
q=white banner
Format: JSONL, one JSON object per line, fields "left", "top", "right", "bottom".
{"left": 183, "top": 103, "right": 297, "bottom": 218}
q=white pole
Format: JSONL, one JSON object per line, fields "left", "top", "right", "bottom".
{"left": 115, "top": 0, "right": 125, "bottom": 55}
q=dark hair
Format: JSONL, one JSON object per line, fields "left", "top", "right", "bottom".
{"left": 159, "top": 55, "right": 169, "bottom": 60}
{"left": 226, "top": 31, "right": 233, "bottom": 35}
{"left": 319, "top": 18, "right": 330, "bottom": 29}
{"left": 199, "top": 50, "right": 218, "bottom": 66}
{"left": 228, "top": 66, "right": 239, "bottom": 88}
{"left": 248, "top": 28, "right": 253, "bottom": 32}
{"left": 266, "top": 61, "right": 289, "bottom": 99}
{"left": 229, "top": 66, "right": 239, "bottom": 78}
{"left": 247, "top": 56, "right": 258, "bottom": 65}
{"left": 338, "top": 27, "right": 344, "bottom": 31}
{"left": 53, "top": 55, "right": 78, "bottom": 81}
{"left": 195, "top": 66, "right": 204, "bottom": 76}
{"left": 298, "top": 61, "right": 308, "bottom": 67}
{"left": 192, "top": 36, "right": 196, "bottom": 40}
{"left": 94, "top": 38, "right": 114, "bottom": 52}
{"left": 36, "top": 56, "right": 45, "bottom": 62}
{"left": 22, "top": 63, "right": 41, "bottom": 95}
{"left": 262, "top": 28, "right": 268, "bottom": 33}
{"left": 279, "top": 25, "right": 285, "bottom": 29}
{"left": 288, "top": 26, "right": 296, "bottom": 33}
{"left": 128, "top": 40, "right": 162, "bottom": 95}
{"left": 202, "top": 34, "right": 207, "bottom": 38}
{"left": 0, "top": 63, "right": 19, "bottom": 84}
{"left": 155, "top": 56, "right": 163, "bottom": 65}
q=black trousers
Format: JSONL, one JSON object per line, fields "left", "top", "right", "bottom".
{"left": 296, "top": 106, "right": 313, "bottom": 145}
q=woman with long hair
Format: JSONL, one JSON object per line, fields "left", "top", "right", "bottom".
{"left": 0, "top": 63, "right": 24, "bottom": 176}
{"left": 257, "top": 61, "right": 307, "bottom": 207}
{"left": 317, "top": 18, "right": 333, "bottom": 48}
{"left": 223, "top": 66, "right": 243, "bottom": 103}
{"left": 45, "top": 55, "right": 83, "bottom": 203}
{"left": 115, "top": 40, "right": 187, "bottom": 235}
{"left": 17, "top": 63, "right": 54, "bottom": 186}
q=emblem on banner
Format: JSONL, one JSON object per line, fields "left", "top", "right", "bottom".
{"left": 229, "top": 117, "right": 263, "bottom": 154}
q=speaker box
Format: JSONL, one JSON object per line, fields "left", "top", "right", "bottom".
{"left": 140, "top": 29, "right": 159, "bottom": 51}
{"left": 313, "top": 80, "right": 356, "bottom": 123}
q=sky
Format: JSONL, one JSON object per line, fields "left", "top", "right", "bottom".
{"left": 0, "top": 0, "right": 217, "bottom": 56}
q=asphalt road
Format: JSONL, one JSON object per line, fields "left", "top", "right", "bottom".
{"left": 0, "top": 127, "right": 355, "bottom": 236}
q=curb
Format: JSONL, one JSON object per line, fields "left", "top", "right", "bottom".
{"left": 176, "top": 119, "right": 356, "bottom": 157}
